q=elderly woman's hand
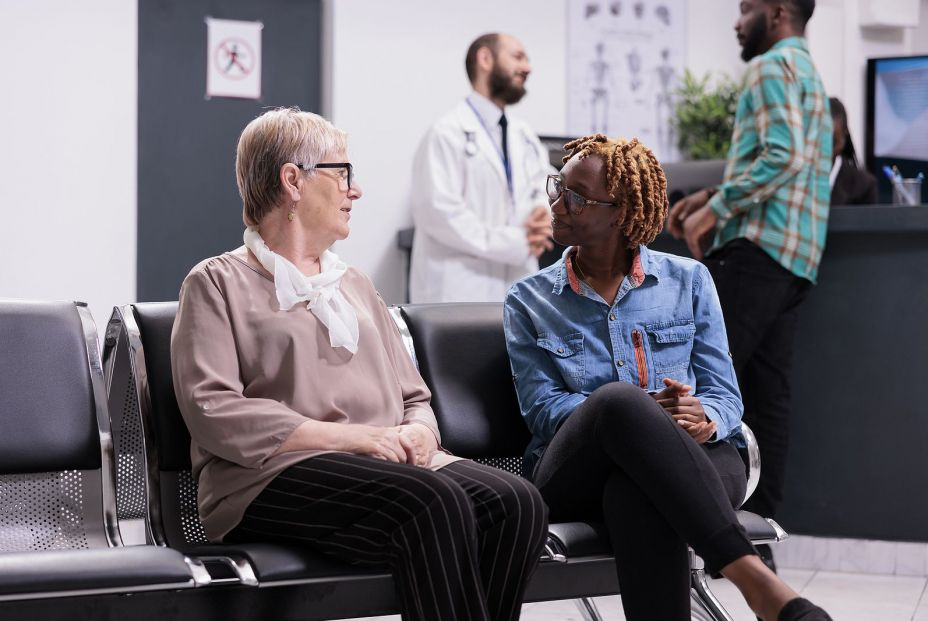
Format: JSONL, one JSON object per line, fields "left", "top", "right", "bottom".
{"left": 397, "top": 424, "right": 439, "bottom": 467}
{"left": 337, "top": 425, "right": 408, "bottom": 463}
{"left": 653, "top": 378, "right": 716, "bottom": 444}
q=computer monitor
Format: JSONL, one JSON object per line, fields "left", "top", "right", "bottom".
{"left": 865, "top": 55, "right": 928, "bottom": 203}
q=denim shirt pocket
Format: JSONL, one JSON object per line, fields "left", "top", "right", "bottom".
{"left": 644, "top": 319, "right": 696, "bottom": 375}
{"left": 537, "top": 332, "right": 586, "bottom": 392}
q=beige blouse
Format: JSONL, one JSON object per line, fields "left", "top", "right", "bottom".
{"left": 171, "top": 247, "right": 458, "bottom": 541}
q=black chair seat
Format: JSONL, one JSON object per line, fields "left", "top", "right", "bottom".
{"left": 184, "top": 542, "right": 393, "bottom": 584}
{"left": 0, "top": 546, "right": 195, "bottom": 599}
{"left": 737, "top": 510, "right": 781, "bottom": 542}
{"left": 547, "top": 511, "right": 780, "bottom": 560}
{"left": 547, "top": 522, "right": 612, "bottom": 557}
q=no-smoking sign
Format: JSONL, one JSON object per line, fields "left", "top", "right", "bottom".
{"left": 206, "top": 18, "right": 262, "bottom": 99}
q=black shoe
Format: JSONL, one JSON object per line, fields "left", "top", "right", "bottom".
{"left": 756, "top": 543, "right": 777, "bottom": 573}
{"left": 778, "top": 597, "right": 833, "bottom": 620}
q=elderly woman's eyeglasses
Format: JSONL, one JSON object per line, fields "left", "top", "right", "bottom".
{"left": 546, "top": 174, "right": 615, "bottom": 215}
{"left": 296, "top": 162, "right": 354, "bottom": 190}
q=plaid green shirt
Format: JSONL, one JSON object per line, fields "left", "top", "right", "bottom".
{"left": 707, "top": 37, "right": 832, "bottom": 283}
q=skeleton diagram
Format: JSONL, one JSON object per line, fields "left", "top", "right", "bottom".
{"left": 655, "top": 48, "right": 677, "bottom": 156}
{"left": 588, "top": 42, "right": 614, "bottom": 133}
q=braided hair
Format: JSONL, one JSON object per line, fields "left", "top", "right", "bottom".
{"left": 562, "top": 134, "right": 668, "bottom": 249}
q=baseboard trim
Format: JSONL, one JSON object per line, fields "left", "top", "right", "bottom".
{"left": 773, "top": 535, "right": 928, "bottom": 577}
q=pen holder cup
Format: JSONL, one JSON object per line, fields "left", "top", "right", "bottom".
{"left": 892, "top": 178, "right": 924, "bottom": 205}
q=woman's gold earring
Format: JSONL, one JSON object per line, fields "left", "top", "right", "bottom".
{"left": 287, "top": 210, "right": 295, "bottom": 222}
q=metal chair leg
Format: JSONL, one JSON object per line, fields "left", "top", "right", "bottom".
{"left": 690, "top": 594, "right": 716, "bottom": 621}
{"left": 690, "top": 550, "right": 734, "bottom": 621}
{"left": 574, "top": 596, "right": 604, "bottom": 621}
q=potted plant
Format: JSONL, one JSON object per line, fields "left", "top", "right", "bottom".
{"left": 674, "top": 70, "right": 742, "bottom": 161}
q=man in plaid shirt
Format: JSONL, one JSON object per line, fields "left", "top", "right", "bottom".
{"left": 669, "top": 0, "right": 831, "bottom": 572}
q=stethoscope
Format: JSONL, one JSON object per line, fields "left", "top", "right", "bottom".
{"left": 464, "top": 131, "right": 478, "bottom": 157}
{"left": 464, "top": 125, "right": 544, "bottom": 179}
{"left": 462, "top": 99, "right": 546, "bottom": 202}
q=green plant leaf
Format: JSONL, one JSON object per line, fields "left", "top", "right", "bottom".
{"left": 673, "top": 69, "right": 743, "bottom": 160}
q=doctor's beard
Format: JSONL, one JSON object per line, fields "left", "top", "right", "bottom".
{"left": 489, "top": 66, "right": 527, "bottom": 105}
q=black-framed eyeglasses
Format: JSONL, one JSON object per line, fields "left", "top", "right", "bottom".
{"left": 546, "top": 174, "right": 615, "bottom": 215}
{"left": 296, "top": 162, "right": 354, "bottom": 190}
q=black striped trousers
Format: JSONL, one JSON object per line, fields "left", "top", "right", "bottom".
{"left": 227, "top": 454, "right": 548, "bottom": 621}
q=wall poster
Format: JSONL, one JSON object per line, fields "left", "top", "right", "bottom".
{"left": 567, "top": 0, "right": 686, "bottom": 162}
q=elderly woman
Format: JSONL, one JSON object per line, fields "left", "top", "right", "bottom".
{"left": 503, "top": 134, "right": 830, "bottom": 621}
{"left": 171, "top": 108, "right": 547, "bottom": 621}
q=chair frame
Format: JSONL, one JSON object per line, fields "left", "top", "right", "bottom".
{"left": 103, "top": 304, "right": 169, "bottom": 548}
{"left": 0, "top": 301, "right": 210, "bottom": 606}
{"left": 102, "top": 302, "right": 788, "bottom": 621}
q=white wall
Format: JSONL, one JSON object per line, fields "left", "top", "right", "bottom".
{"left": 327, "top": 0, "right": 568, "bottom": 303}
{"left": 329, "top": 0, "right": 743, "bottom": 303}
{"left": 0, "top": 1, "right": 137, "bottom": 332}
{"left": 1, "top": 1, "right": 925, "bottom": 315}
{"left": 808, "top": 0, "right": 926, "bottom": 159}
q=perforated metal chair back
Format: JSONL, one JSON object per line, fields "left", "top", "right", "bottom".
{"left": 104, "top": 303, "right": 209, "bottom": 549}
{"left": 397, "top": 304, "right": 529, "bottom": 477}
{"left": 103, "top": 318, "right": 148, "bottom": 545}
{"left": 0, "top": 300, "right": 120, "bottom": 552}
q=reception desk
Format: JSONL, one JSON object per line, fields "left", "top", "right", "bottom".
{"left": 651, "top": 205, "right": 928, "bottom": 541}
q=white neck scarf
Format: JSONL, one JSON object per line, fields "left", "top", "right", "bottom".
{"left": 243, "top": 227, "right": 359, "bottom": 354}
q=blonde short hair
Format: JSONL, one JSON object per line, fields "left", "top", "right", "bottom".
{"left": 236, "top": 108, "right": 347, "bottom": 226}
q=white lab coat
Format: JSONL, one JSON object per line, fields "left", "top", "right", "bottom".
{"left": 409, "top": 99, "right": 553, "bottom": 303}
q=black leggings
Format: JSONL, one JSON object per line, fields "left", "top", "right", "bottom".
{"left": 532, "top": 382, "right": 755, "bottom": 621}
{"left": 227, "top": 454, "right": 548, "bottom": 621}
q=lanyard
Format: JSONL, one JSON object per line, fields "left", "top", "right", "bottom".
{"left": 465, "top": 98, "right": 513, "bottom": 195}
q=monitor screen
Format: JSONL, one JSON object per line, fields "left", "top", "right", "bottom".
{"left": 866, "top": 55, "right": 928, "bottom": 202}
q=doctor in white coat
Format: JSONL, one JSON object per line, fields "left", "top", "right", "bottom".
{"left": 410, "top": 33, "right": 554, "bottom": 303}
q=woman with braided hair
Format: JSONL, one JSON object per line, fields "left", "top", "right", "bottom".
{"left": 504, "top": 134, "right": 831, "bottom": 620}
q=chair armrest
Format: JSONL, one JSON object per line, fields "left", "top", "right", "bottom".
{"left": 740, "top": 421, "right": 761, "bottom": 507}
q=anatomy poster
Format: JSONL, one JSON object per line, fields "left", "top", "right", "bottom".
{"left": 205, "top": 17, "right": 263, "bottom": 100}
{"left": 567, "top": 0, "right": 686, "bottom": 161}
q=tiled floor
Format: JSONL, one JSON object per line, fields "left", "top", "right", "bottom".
{"left": 344, "top": 569, "right": 928, "bottom": 620}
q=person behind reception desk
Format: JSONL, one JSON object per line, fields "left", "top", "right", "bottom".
{"left": 829, "top": 97, "right": 877, "bottom": 206}
{"left": 409, "top": 33, "right": 553, "bottom": 303}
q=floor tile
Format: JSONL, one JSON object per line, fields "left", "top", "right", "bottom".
{"left": 914, "top": 581, "right": 928, "bottom": 621}
{"left": 340, "top": 570, "right": 928, "bottom": 621}
{"left": 779, "top": 567, "right": 817, "bottom": 592}
{"left": 523, "top": 597, "right": 624, "bottom": 620}
{"left": 800, "top": 571, "right": 925, "bottom": 621}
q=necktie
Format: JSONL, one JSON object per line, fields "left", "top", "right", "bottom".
{"left": 499, "top": 113, "right": 512, "bottom": 190}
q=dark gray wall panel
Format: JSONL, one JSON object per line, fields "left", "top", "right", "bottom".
{"left": 138, "top": 0, "right": 322, "bottom": 301}
{"left": 652, "top": 206, "right": 928, "bottom": 541}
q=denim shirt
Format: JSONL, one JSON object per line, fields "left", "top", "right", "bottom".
{"left": 503, "top": 245, "right": 744, "bottom": 476}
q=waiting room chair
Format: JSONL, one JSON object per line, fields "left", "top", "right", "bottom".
{"left": 104, "top": 303, "right": 402, "bottom": 620}
{"left": 395, "top": 303, "right": 787, "bottom": 621}
{"left": 104, "top": 300, "right": 786, "bottom": 621}
{"left": 0, "top": 299, "right": 208, "bottom": 617}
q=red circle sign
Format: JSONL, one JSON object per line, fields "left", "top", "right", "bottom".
{"left": 214, "top": 38, "right": 255, "bottom": 80}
